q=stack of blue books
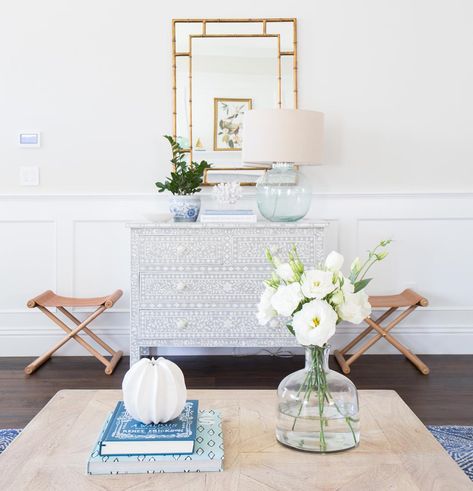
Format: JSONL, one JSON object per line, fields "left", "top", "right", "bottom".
{"left": 86, "top": 400, "right": 224, "bottom": 475}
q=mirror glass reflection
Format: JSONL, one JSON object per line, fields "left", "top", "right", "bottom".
{"left": 190, "top": 36, "right": 279, "bottom": 168}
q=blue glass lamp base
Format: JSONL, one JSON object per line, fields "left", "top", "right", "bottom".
{"left": 256, "top": 163, "right": 312, "bottom": 222}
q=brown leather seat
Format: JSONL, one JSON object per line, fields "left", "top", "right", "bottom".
{"left": 369, "top": 289, "right": 429, "bottom": 309}
{"left": 27, "top": 289, "right": 122, "bottom": 309}
{"left": 25, "top": 289, "right": 123, "bottom": 375}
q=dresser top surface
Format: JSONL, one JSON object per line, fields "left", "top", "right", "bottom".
{"left": 127, "top": 220, "right": 328, "bottom": 229}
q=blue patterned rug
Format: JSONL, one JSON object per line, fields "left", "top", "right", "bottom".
{"left": 428, "top": 425, "right": 473, "bottom": 481}
{"left": 0, "top": 429, "right": 21, "bottom": 454}
{"left": 0, "top": 426, "right": 471, "bottom": 480}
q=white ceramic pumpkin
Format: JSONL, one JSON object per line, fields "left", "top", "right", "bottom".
{"left": 122, "top": 357, "right": 187, "bottom": 424}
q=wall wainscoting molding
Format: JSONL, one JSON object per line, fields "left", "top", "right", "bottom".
{"left": 0, "top": 193, "right": 472, "bottom": 356}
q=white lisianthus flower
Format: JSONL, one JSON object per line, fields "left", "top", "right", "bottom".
{"left": 275, "top": 263, "right": 295, "bottom": 282}
{"left": 301, "top": 269, "right": 336, "bottom": 299}
{"left": 338, "top": 290, "right": 372, "bottom": 324}
{"left": 292, "top": 299, "right": 338, "bottom": 347}
{"left": 270, "top": 283, "right": 303, "bottom": 317}
{"left": 325, "top": 251, "right": 344, "bottom": 272}
{"left": 256, "top": 287, "right": 277, "bottom": 325}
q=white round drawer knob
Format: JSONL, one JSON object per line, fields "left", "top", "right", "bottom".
{"left": 177, "top": 319, "right": 188, "bottom": 329}
{"left": 176, "top": 246, "right": 186, "bottom": 255}
{"left": 176, "top": 282, "right": 187, "bottom": 292}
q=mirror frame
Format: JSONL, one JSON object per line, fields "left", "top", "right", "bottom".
{"left": 172, "top": 18, "right": 298, "bottom": 185}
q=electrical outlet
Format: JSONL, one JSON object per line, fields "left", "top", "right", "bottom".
{"left": 19, "top": 166, "right": 40, "bottom": 186}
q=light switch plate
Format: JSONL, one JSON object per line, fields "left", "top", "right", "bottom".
{"left": 19, "top": 132, "right": 41, "bottom": 148}
{"left": 20, "top": 166, "right": 40, "bottom": 186}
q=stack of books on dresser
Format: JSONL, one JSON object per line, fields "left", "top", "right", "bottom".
{"left": 86, "top": 400, "right": 224, "bottom": 475}
{"left": 200, "top": 209, "right": 257, "bottom": 223}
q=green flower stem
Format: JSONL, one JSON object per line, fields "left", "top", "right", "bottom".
{"left": 352, "top": 240, "right": 391, "bottom": 282}
{"left": 314, "top": 348, "right": 327, "bottom": 451}
{"left": 291, "top": 367, "right": 313, "bottom": 430}
{"left": 291, "top": 346, "right": 357, "bottom": 451}
{"left": 359, "top": 256, "right": 380, "bottom": 281}
{"left": 325, "top": 389, "right": 357, "bottom": 445}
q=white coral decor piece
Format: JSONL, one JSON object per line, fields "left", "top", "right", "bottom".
{"left": 122, "top": 357, "right": 187, "bottom": 424}
{"left": 212, "top": 181, "right": 242, "bottom": 205}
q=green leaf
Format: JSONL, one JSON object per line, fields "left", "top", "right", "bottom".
{"left": 155, "top": 136, "right": 210, "bottom": 195}
{"left": 286, "top": 324, "right": 295, "bottom": 336}
{"left": 353, "top": 278, "right": 372, "bottom": 293}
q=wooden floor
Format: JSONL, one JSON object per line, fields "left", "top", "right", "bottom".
{"left": 0, "top": 355, "right": 472, "bottom": 428}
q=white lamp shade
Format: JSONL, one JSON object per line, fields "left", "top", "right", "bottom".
{"left": 242, "top": 109, "right": 324, "bottom": 165}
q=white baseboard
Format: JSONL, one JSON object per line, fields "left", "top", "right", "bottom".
{"left": 1, "top": 325, "right": 472, "bottom": 357}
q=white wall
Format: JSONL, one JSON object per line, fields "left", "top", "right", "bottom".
{"left": 1, "top": 0, "right": 473, "bottom": 193}
{"left": 0, "top": 1, "right": 472, "bottom": 355}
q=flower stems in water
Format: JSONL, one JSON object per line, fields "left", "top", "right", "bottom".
{"left": 314, "top": 348, "right": 327, "bottom": 451}
{"left": 291, "top": 346, "right": 357, "bottom": 452}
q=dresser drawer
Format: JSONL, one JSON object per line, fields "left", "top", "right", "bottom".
{"left": 138, "top": 234, "right": 229, "bottom": 269}
{"left": 138, "top": 309, "right": 289, "bottom": 341}
{"left": 139, "top": 272, "right": 264, "bottom": 308}
{"left": 232, "top": 233, "right": 320, "bottom": 265}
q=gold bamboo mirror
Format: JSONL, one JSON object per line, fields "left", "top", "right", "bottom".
{"left": 172, "top": 18, "right": 298, "bottom": 185}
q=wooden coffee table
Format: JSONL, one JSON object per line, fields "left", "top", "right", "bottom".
{"left": 0, "top": 389, "right": 470, "bottom": 490}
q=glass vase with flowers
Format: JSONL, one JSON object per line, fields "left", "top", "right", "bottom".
{"left": 257, "top": 241, "right": 391, "bottom": 452}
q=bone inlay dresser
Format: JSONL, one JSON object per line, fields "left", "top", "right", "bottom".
{"left": 129, "top": 222, "right": 327, "bottom": 365}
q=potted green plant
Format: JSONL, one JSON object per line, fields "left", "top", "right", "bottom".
{"left": 155, "top": 136, "right": 210, "bottom": 222}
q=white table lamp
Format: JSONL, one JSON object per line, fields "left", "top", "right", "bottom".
{"left": 242, "top": 109, "right": 324, "bottom": 221}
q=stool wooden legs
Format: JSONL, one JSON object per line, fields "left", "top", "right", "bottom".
{"left": 364, "top": 316, "right": 430, "bottom": 375}
{"left": 57, "top": 307, "right": 123, "bottom": 374}
{"left": 25, "top": 305, "right": 123, "bottom": 375}
{"left": 334, "top": 306, "right": 430, "bottom": 375}
{"left": 106, "top": 350, "right": 123, "bottom": 375}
